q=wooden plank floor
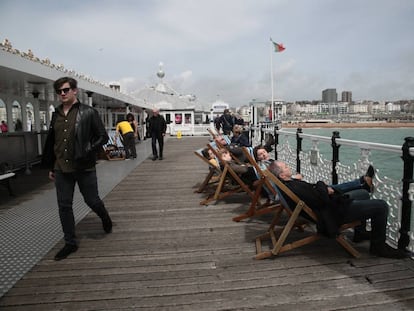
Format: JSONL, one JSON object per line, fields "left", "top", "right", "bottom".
{"left": 1, "top": 136, "right": 414, "bottom": 310}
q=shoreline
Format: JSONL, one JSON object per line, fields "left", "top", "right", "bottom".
{"left": 282, "top": 122, "right": 414, "bottom": 129}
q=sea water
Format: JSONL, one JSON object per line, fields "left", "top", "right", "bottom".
{"left": 280, "top": 128, "right": 413, "bottom": 181}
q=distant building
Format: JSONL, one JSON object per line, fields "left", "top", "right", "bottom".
{"left": 341, "top": 91, "right": 352, "bottom": 102}
{"left": 322, "top": 88, "right": 337, "bottom": 103}
{"left": 322, "top": 88, "right": 338, "bottom": 114}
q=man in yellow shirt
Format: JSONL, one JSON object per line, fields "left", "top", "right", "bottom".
{"left": 115, "top": 119, "right": 136, "bottom": 159}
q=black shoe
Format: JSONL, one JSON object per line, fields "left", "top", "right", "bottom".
{"left": 152, "top": 155, "right": 158, "bottom": 161}
{"left": 159, "top": 156, "right": 163, "bottom": 160}
{"left": 366, "top": 165, "right": 375, "bottom": 178}
{"left": 353, "top": 230, "right": 371, "bottom": 243}
{"left": 370, "top": 244, "right": 407, "bottom": 259}
{"left": 54, "top": 244, "right": 78, "bottom": 261}
{"left": 102, "top": 215, "right": 112, "bottom": 233}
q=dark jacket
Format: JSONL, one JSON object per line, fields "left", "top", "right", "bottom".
{"left": 282, "top": 179, "right": 353, "bottom": 237}
{"left": 41, "top": 102, "right": 109, "bottom": 170}
{"left": 231, "top": 133, "right": 250, "bottom": 147}
{"left": 219, "top": 113, "right": 234, "bottom": 133}
{"left": 148, "top": 115, "right": 167, "bottom": 136}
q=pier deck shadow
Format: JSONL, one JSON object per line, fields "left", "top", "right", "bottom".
{"left": 1, "top": 137, "right": 414, "bottom": 310}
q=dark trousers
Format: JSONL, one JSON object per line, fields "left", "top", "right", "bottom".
{"left": 54, "top": 170, "right": 109, "bottom": 246}
{"left": 151, "top": 132, "right": 164, "bottom": 157}
{"left": 122, "top": 132, "right": 136, "bottom": 158}
{"left": 342, "top": 195, "right": 388, "bottom": 250}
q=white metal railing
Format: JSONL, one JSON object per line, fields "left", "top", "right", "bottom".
{"left": 169, "top": 123, "right": 212, "bottom": 136}
{"left": 267, "top": 127, "right": 414, "bottom": 253}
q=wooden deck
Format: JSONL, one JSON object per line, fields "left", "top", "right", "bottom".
{"left": 1, "top": 136, "right": 414, "bottom": 310}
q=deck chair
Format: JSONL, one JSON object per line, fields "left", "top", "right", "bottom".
{"left": 193, "top": 147, "right": 221, "bottom": 194}
{"left": 199, "top": 142, "right": 256, "bottom": 206}
{"left": 254, "top": 169, "right": 361, "bottom": 260}
{"left": 103, "top": 131, "right": 125, "bottom": 161}
{"left": 207, "top": 128, "right": 232, "bottom": 145}
{"left": 231, "top": 147, "right": 283, "bottom": 222}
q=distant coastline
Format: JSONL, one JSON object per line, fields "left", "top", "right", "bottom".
{"left": 282, "top": 122, "right": 414, "bottom": 129}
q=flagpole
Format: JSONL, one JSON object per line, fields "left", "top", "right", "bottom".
{"left": 270, "top": 38, "right": 274, "bottom": 122}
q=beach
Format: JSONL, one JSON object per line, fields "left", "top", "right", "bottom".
{"left": 282, "top": 122, "right": 414, "bottom": 129}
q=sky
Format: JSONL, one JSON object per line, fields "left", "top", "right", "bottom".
{"left": 1, "top": 0, "right": 414, "bottom": 107}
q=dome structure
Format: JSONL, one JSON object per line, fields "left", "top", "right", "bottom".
{"left": 133, "top": 62, "right": 201, "bottom": 111}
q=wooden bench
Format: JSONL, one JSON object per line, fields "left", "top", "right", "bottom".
{"left": 0, "top": 162, "right": 16, "bottom": 196}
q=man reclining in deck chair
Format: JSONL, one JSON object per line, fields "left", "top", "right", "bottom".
{"left": 218, "top": 148, "right": 258, "bottom": 188}
{"left": 268, "top": 160, "right": 408, "bottom": 259}
{"left": 253, "top": 145, "right": 375, "bottom": 194}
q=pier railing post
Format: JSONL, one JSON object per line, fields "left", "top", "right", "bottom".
{"left": 398, "top": 136, "right": 414, "bottom": 250}
{"left": 331, "top": 131, "right": 341, "bottom": 185}
{"left": 260, "top": 123, "right": 264, "bottom": 146}
{"left": 274, "top": 125, "right": 279, "bottom": 160}
{"left": 296, "top": 128, "right": 303, "bottom": 173}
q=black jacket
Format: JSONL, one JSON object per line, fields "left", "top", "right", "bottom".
{"left": 282, "top": 179, "right": 353, "bottom": 237}
{"left": 41, "top": 102, "right": 109, "bottom": 170}
{"left": 148, "top": 115, "right": 167, "bottom": 135}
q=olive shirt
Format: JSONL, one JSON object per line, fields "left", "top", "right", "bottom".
{"left": 53, "top": 105, "right": 94, "bottom": 173}
{"left": 52, "top": 104, "right": 78, "bottom": 172}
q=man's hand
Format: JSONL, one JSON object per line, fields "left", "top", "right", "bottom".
{"left": 48, "top": 171, "right": 55, "bottom": 181}
{"left": 327, "top": 186, "right": 335, "bottom": 195}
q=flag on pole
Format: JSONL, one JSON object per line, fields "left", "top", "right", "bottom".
{"left": 270, "top": 38, "right": 285, "bottom": 52}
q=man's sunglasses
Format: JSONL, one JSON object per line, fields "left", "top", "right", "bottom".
{"left": 56, "top": 87, "right": 71, "bottom": 95}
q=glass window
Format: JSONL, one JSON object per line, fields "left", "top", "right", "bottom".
{"left": 165, "top": 113, "right": 171, "bottom": 124}
{"left": 175, "top": 113, "right": 182, "bottom": 124}
{"left": 26, "top": 103, "right": 34, "bottom": 131}
{"left": 184, "top": 113, "right": 191, "bottom": 124}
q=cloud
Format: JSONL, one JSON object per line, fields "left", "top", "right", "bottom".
{"left": 1, "top": 0, "right": 414, "bottom": 106}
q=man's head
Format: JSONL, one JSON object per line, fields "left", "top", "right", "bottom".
{"left": 268, "top": 160, "right": 292, "bottom": 181}
{"left": 126, "top": 113, "right": 134, "bottom": 122}
{"left": 152, "top": 108, "right": 160, "bottom": 116}
{"left": 218, "top": 148, "right": 232, "bottom": 162}
{"left": 232, "top": 125, "right": 242, "bottom": 135}
{"left": 53, "top": 77, "right": 78, "bottom": 105}
{"left": 214, "top": 135, "right": 227, "bottom": 146}
{"left": 253, "top": 145, "right": 270, "bottom": 161}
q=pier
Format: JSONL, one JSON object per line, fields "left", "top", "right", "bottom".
{"left": 1, "top": 136, "right": 414, "bottom": 310}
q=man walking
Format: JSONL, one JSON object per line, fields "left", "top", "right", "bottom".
{"left": 42, "top": 77, "right": 112, "bottom": 261}
{"left": 148, "top": 108, "right": 167, "bottom": 160}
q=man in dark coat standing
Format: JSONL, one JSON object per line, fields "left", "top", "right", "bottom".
{"left": 219, "top": 109, "right": 234, "bottom": 136}
{"left": 148, "top": 108, "right": 167, "bottom": 160}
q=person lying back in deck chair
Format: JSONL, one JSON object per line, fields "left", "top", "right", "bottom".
{"left": 218, "top": 148, "right": 258, "bottom": 188}
{"left": 254, "top": 146, "right": 375, "bottom": 194}
{"left": 215, "top": 134, "right": 275, "bottom": 164}
{"left": 201, "top": 147, "right": 219, "bottom": 169}
{"left": 268, "top": 160, "right": 408, "bottom": 259}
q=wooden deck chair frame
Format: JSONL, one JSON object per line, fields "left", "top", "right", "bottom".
{"left": 199, "top": 143, "right": 256, "bottom": 206}
{"left": 237, "top": 148, "right": 308, "bottom": 231}
{"left": 254, "top": 170, "right": 361, "bottom": 260}
{"left": 193, "top": 147, "right": 222, "bottom": 194}
{"left": 230, "top": 147, "right": 283, "bottom": 222}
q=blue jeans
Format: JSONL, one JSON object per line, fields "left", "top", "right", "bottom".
{"left": 54, "top": 170, "right": 108, "bottom": 245}
{"left": 331, "top": 178, "right": 362, "bottom": 194}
